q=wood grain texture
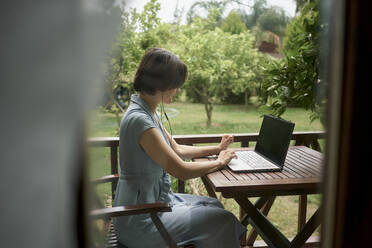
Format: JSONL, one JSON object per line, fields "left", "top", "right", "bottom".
{"left": 199, "top": 146, "right": 323, "bottom": 198}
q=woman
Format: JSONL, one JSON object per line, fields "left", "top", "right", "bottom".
{"left": 113, "top": 48, "right": 246, "bottom": 248}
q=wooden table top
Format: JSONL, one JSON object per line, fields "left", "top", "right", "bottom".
{"left": 197, "top": 146, "right": 323, "bottom": 198}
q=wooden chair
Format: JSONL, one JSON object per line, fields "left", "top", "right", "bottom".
{"left": 90, "top": 174, "right": 194, "bottom": 248}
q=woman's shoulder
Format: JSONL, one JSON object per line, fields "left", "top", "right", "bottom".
{"left": 120, "top": 106, "right": 156, "bottom": 140}
{"left": 122, "top": 105, "right": 154, "bottom": 127}
{"left": 125, "top": 105, "right": 150, "bottom": 120}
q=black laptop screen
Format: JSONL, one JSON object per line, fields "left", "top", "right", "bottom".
{"left": 255, "top": 115, "right": 295, "bottom": 166}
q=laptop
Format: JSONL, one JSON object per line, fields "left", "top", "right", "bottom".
{"left": 228, "top": 115, "right": 295, "bottom": 172}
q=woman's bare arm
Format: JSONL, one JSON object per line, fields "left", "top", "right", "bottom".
{"left": 163, "top": 128, "right": 234, "bottom": 160}
{"left": 139, "top": 128, "right": 236, "bottom": 181}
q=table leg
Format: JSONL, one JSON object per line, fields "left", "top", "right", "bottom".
{"left": 240, "top": 197, "right": 272, "bottom": 246}
{"left": 240, "top": 196, "right": 271, "bottom": 226}
{"left": 236, "top": 196, "right": 290, "bottom": 248}
{"left": 240, "top": 207, "right": 247, "bottom": 246}
{"left": 298, "top": 195, "right": 307, "bottom": 233}
{"left": 201, "top": 176, "right": 217, "bottom": 198}
{"left": 290, "top": 206, "right": 322, "bottom": 248}
{"left": 246, "top": 197, "right": 276, "bottom": 247}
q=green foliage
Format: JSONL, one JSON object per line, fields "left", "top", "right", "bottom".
{"left": 238, "top": 0, "right": 289, "bottom": 40}
{"left": 256, "top": 6, "right": 290, "bottom": 37}
{"left": 172, "top": 18, "right": 265, "bottom": 125}
{"left": 221, "top": 10, "right": 246, "bottom": 34}
{"left": 242, "top": 0, "right": 268, "bottom": 29}
{"left": 261, "top": 0, "right": 326, "bottom": 125}
{"left": 106, "top": 0, "right": 163, "bottom": 90}
{"left": 186, "top": 0, "right": 228, "bottom": 25}
{"left": 174, "top": 26, "right": 236, "bottom": 125}
{"left": 104, "top": 0, "right": 171, "bottom": 130}
{"left": 294, "top": 0, "right": 309, "bottom": 13}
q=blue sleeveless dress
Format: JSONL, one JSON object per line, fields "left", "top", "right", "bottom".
{"left": 113, "top": 94, "right": 246, "bottom": 248}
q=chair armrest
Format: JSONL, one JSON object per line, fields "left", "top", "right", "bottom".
{"left": 90, "top": 202, "right": 172, "bottom": 220}
{"left": 91, "top": 174, "right": 119, "bottom": 185}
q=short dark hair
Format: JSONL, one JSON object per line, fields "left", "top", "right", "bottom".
{"left": 133, "top": 48, "right": 187, "bottom": 95}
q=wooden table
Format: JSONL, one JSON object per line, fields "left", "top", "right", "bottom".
{"left": 195, "top": 146, "right": 323, "bottom": 248}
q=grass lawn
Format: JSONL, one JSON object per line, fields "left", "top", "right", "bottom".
{"left": 88, "top": 100, "right": 324, "bottom": 137}
{"left": 87, "top": 100, "right": 324, "bottom": 239}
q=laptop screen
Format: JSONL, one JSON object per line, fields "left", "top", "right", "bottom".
{"left": 255, "top": 115, "right": 295, "bottom": 167}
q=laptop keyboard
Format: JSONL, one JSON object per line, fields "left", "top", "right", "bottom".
{"left": 235, "top": 151, "right": 277, "bottom": 169}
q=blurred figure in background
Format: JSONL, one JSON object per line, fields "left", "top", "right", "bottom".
{"left": 0, "top": 1, "right": 119, "bottom": 247}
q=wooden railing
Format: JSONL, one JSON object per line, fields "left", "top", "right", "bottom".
{"left": 88, "top": 131, "right": 325, "bottom": 198}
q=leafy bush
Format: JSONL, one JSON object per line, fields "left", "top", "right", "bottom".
{"left": 260, "top": 0, "right": 326, "bottom": 125}
{"left": 221, "top": 10, "right": 247, "bottom": 35}
{"left": 256, "top": 6, "right": 289, "bottom": 37}
{"left": 173, "top": 20, "right": 266, "bottom": 124}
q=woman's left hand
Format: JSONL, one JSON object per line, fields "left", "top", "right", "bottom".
{"left": 219, "top": 134, "right": 234, "bottom": 151}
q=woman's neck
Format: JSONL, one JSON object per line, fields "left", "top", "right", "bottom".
{"left": 139, "top": 92, "right": 160, "bottom": 114}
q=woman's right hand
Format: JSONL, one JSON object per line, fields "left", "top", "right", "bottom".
{"left": 217, "top": 150, "right": 237, "bottom": 168}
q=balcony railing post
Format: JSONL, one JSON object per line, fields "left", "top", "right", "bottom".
{"left": 311, "top": 139, "right": 322, "bottom": 152}
{"left": 110, "top": 146, "right": 118, "bottom": 200}
{"left": 178, "top": 177, "right": 185, "bottom": 194}
{"left": 178, "top": 144, "right": 193, "bottom": 194}
{"left": 240, "top": 140, "right": 249, "bottom": 148}
{"left": 294, "top": 136, "right": 303, "bottom": 147}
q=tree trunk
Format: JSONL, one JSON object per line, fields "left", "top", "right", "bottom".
{"left": 204, "top": 102, "right": 213, "bottom": 127}
{"left": 244, "top": 89, "right": 250, "bottom": 109}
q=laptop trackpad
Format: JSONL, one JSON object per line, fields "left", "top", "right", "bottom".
{"left": 228, "top": 158, "right": 247, "bottom": 170}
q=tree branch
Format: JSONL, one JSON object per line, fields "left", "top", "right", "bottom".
{"left": 230, "top": 0, "right": 253, "bottom": 8}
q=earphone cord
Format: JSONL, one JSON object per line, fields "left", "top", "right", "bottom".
{"left": 160, "top": 94, "right": 173, "bottom": 140}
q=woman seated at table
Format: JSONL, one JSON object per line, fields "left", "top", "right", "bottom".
{"left": 113, "top": 48, "right": 246, "bottom": 248}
